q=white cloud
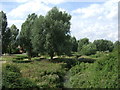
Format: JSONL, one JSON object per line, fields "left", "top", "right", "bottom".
{"left": 7, "top": 19, "right": 24, "bottom": 29}
{"left": 5, "top": 0, "right": 118, "bottom": 42}
{"left": 8, "top": 0, "right": 51, "bottom": 19}
{"left": 7, "top": 0, "right": 69, "bottom": 30}
{"left": 7, "top": 0, "right": 52, "bottom": 30}
{"left": 70, "top": 0, "right": 118, "bottom": 42}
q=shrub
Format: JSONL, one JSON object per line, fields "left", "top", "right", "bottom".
{"left": 2, "top": 63, "right": 38, "bottom": 88}
{"left": 81, "top": 43, "right": 97, "bottom": 55}
{"left": 18, "top": 78, "right": 38, "bottom": 88}
{"left": 2, "top": 63, "right": 21, "bottom": 88}
{"left": 64, "top": 51, "right": 118, "bottom": 88}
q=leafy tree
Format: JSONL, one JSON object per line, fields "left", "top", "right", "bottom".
{"left": 81, "top": 43, "right": 97, "bottom": 55}
{"left": 114, "top": 41, "right": 120, "bottom": 49}
{"left": 93, "top": 39, "right": 114, "bottom": 52}
{"left": 70, "top": 36, "right": 78, "bottom": 52}
{"left": 0, "top": 11, "right": 10, "bottom": 54}
{"left": 113, "top": 40, "right": 120, "bottom": 55}
{"left": 77, "top": 38, "right": 89, "bottom": 53}
{"left": 44, "top": 7, "right": 71, "bottom": 59}
{"left": 19, "top": 13, "right": 37, "bottom": 60}
{"left": 8, "top": 24, "right": 19, "bottom": 54}
{"left": 31, "top": 15, "right": 46, "bottom": 54}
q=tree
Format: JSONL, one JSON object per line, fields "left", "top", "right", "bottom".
{"left": 113, "top": 41, "right": 120, "bottom": 53}
{"left": 31, "top": 15, "right": 46, "bottom": 54}
{"left": 77, "top": 38, "right": 89, "bottom": 53}
{"left": 114, "top": 41, "right": 120, "bottom": 49}
{"left": 45, "top": 7, "right": 71, "bottom": 59}
{"left": 9, "top": 24, "right": 19, "bottom": 54}
{"left": 0, "top": 11, "right": 10, "bottom": 54}
{"left": 19, "top": 13, "right": 37, "bottom": 60}
{"left": 81, "top": 43, "right": 97, "bottom": 55}
{"left": 70, "top": 36, "right": 78, "bottom": 52}
{"left": 93, "top": 39, "right": 114, "bottom": 52}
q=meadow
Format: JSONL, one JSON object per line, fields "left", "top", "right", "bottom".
{"left": 2, "top": 50, "right": 118, "bottom": 88}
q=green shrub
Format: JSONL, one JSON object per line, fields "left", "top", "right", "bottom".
{"left": 65, "top": 51, "right": 118, "bottom": 88}
{"left": 81, "top": 43, "right": 97, "bottom": 55}
{"left": 2, "top": 63, "right": 38, "bottom": 88}
{"left": 18, "top": 78, "right": 38, "bottom": 88}
{"left": 2, "top": 63, "right": 21, "bottom": 88}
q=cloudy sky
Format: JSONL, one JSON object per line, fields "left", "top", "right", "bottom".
{"left": 0, "top": 0, "right": 118, "bottom": 42}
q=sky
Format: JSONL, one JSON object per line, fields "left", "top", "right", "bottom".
{"left": 0, "top": 0, "right": 119, "bottom": 42}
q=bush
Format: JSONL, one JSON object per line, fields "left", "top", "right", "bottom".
{"left": 18, "top": 78, "right": 38, "bottom": 88}
{"left": 64, "top": 51, "right": 118, "bottom": 88}
{"left": 81, "top": 43, "right": 97, "bottom": 55}
{"left": 2, "top": 63, "right": 21, "bottom": 88}
{"left": 2, "top": 63, "right": 38, "bottom": 88}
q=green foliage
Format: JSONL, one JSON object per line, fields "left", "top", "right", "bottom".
{"left": 17, "top": 78, "right": 38, "bottom": 88}
{"left": 81, "top": 43, "right": 97, "bottom": 55}
{"left": 19, "top": 7, "right": 72, "bottom": 59}
{"left": 65, "top": 51, "right": 118, "bottom": 88}
{"left": 70, "top": 36, "right": 78, "bottom": 52}
{"left": 0, "top": 11, "right": 8, "bottom": 54}
{"left": 0, "top": 11, "right": 19, "bottom": 54}
{"left": 2, "top": 63, "right": 38, "bottom": 88}
{"left": 9, "top": 24, "right": 19, "bottom": 54}
{"left": 93, "top": 39, "right": 114, "bottom": 52}
{"left": 19, "top": 13, "right": 37, "bottom": 60}
{"left": 44, "top": 7, "right": 72, "bottom": 59}
{"left": 2, "top": 63, "right": 21, "bottom": 88}
{"left": 78, "top": 38, "right": 89, "bottom": 53}
{"left": 12, "top": 60, "right": 67, "bottom": 88}
{"left": 113, "top": 40, "right": 120, "bottom": 51}
{"left": 31, "top": 15, "right": 45, "bottom": 54}
{"left": 89, "top": 51, "right": 106, "bottom": 59}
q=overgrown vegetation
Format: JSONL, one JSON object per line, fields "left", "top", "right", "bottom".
{"left": 64, "top": 51, "right": 118, "bottom": 88}
{"left": 2, "top": 63, "right": 38, "bottom": 88}
{"left": 2, "top": 59, "right": 68, "bottom": 88}
{"left": 0, "top": 6, "right": 119, "bottom": 89}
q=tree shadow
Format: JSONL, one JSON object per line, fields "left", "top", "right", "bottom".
{"left": 49, "top": 57, "right": 96, "bottom": 68}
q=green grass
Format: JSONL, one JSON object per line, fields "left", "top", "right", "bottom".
{"left": 4, "top": 59, "right": 67, "bottom": 88}
{"left": 2, "top": 55, "right": 15, "bottom": 61}
{"left": 2, "top": 51, "right": 118, "bottom": 88}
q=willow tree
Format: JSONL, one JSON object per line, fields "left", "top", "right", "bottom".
{"left": 44, "top": 7, "right": 72, "bottom": 59}
{"left": 19, "top": 13, "right": 37, "bottom": 60}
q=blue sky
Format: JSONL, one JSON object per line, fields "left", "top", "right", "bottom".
{"left": 1, "top": 2, "right": 103, "bottom": 13}
{"left": 0, "top": 0, "right": 118, "bottom": 42}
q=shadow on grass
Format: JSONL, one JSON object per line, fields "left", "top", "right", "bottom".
{"left": 49, "top": 57, "right": 96, "bottom": 68}
{"left": 12, "top": 60, "right": 32, "bottom": 63}
{"left": 78, "top": 58, "right": 96, "bottom": 63}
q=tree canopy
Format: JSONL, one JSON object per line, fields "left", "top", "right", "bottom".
{"left": 44, "top": 7, "right": 71, "bottom": 59}
{"left": 78, "top": 38, "right": 89, "bottom": 53}
{"left": 93, "top": 39, "right": 114, "bottom": 52}
{"left": 0, "top": 11, "right": 11, "bottom": 54}
{"left": 19, "top": 13, "right": 37, "bottom": 59}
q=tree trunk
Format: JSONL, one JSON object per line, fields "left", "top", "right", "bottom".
{"left": 50, "top": 52, "right": 54, "bottom": 60}
{"left": 27, "top": 51, "right": 31, "bottom": 60}
{"left": 50, "top": 55, "right": 53, "bottom": 60}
